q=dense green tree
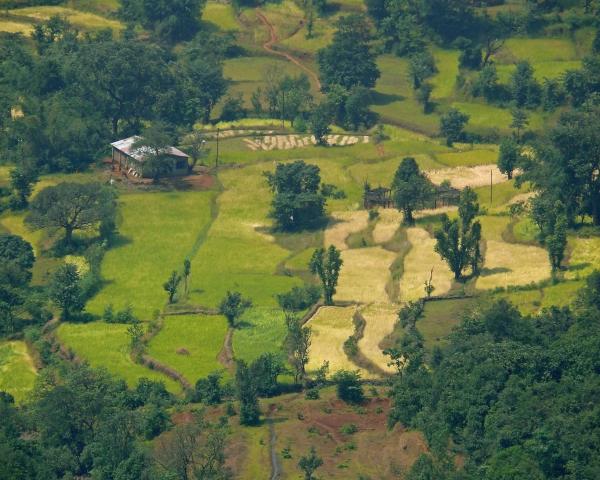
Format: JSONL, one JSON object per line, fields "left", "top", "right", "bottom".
{"left": 472, "top": 64, "right": 502, "bottom": 103}
{"left": 298, "top": 446, "right": 323, "bottom": 480}
{"left": 310, "top": 245, "right": 343, "bottom": 305}
{"left": 132, "top": 123, "right": 178, "bottom": 183}
{"left": 219, "top": 291, "right": 252, "bottom": 328}
{"left": 392, "top": 157, "right": 433, "bottom": 225}
{"left": 541, "top": 77, "right": 565, "bottom": 111}
{"left": 49, "top": 263, "right": 83, "bottom": 320}
{"left": 235, "top": 360, "right": 260, "bottom": 426}
{"left": 497, "top": 138, "right": 522, "bottom": 180}
{"left": 510, "top": 108, "right": 529, "bottom": 141}
{"left": 277, "top": 284, "right": 321, "bottom": 312}
{"left": 284, "top": 315, "right": 312, "bottom": 384}
{"left": 69, "top": 40, "right": 172, "bottom": 136}
{"left": 250, "top": 353, "right": 284, "bottom": 397}
{"left": 317, "top": 14, "right": 380, "bottom": 90}
{"left": 310, "top": 104, "right": 332, "bottom": 146}
{"left": 440, "top": 109, "right": 469, "bottom": 147}
{"left": 26, "top": 182, "right": 116, "bottom": 247}
{"left": 546, "top": 204, "right": 567, "bottom": 272}
{"left": 416, "top": 82, "right": 433, "bottom": 113}
{"left": 120, "top": 0, "right": 205, "bottom": 42}
{"left": 408, "top": 50, "right": 437, "bottom": 89}
{"left": 8, "top": 166, "right": 38, "bottom": 209}
{"left": 195, "top": 372, "right": 224, "bottom": 405}
{"left": 434, "top": 187, "right": 482, "bottom": 279}
{"left": 510, "top": 61, "right": 541, "bottom": 108}
{"left": 163, "top": 271, "right": 181, "bottom": 304}
{"left": 266, "top": 160, "right": 326, "bottom": 231}
{"left": 332, "top": 369, "right": 364, "bottom": 404}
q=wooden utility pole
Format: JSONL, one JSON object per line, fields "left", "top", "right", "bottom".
{"left": 490, "top": 169, "right": 493, "bottom": 204}
{"left": 215, "top": 128, "right": 220, "bottom": 169}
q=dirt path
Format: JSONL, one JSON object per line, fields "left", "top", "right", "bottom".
{"left": 256, "top": 10, "right": 322, "bottom": 91}
{"left": 217, "top": 328, "right": 235, "bottom": 370}
{"left": 267, "top": 405, "right": 282, "bottom": 480}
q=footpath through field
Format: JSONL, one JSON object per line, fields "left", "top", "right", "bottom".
{"left": 256, "top": 10, "right": 322, "bottom": 91}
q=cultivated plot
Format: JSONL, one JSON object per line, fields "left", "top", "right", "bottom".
{"left": 0, "top": 341, "right": 37, "bottom": 403}
{"left": 359, "top": 304, "right": 397, "bottom": 373}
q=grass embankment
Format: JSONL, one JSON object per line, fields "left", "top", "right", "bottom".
{"left": 147, "top": 314, "right": 228, "bottom": 384}
{"left": 0, "top": 341, "right": 37, "bottom": 403}
{"left": 56, "top": 321, "right": 181, "bottom": 392}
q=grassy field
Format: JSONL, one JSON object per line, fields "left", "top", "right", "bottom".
{"left": 10, "top": 6, "right": 123, "bottom": 31}
{"left": 419, "top": 298, "right": 476, "bottom": 349}
{"left": 87, "top": 191, "right": 216, "bottom": 319}
{"left": 233, "top": 307, "right": 287, "bottom": 363}
{"left": 565, "top": 237, "right": 600, "bottom": 281}
{"left": 188, "top": 163, "right": 301, "bottom": 308}
{"left": 57, "top": 321, "right": 180, "bottom": 391}
{"left": 0, "top": 341, "right": 37, "bottom": 403}
{"left": 147, "top": 315, "right": 228, "bottom": 384}
{"left": 202, "top": 2, "right": 239, "bottom": 31}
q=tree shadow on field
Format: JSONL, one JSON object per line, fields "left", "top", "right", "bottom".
{"left": 480, "top": 266, "right": 511, "bottom": 276}
{"left": 370, "top": 91, "right": 406, "bottom": 106}
{"left": 235, "top": 320, "right": 254, "bottom": 330}
{"left": 109, "top": 234, "right": 133, "bottom": 249}
{"left": 568, "top": 262, "right": 591, "bottom": 273}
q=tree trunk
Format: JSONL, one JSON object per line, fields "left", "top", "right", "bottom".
{"left": 64, "top": 225, "right": 73, "bottom": 246}
{"left": 112, "top": 116, "right": 119, "bottom": 137}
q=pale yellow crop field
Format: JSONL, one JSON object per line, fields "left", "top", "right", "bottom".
{"left": 372, "top": 209, "right": 402, "bottom": 244}
{"left": 400, "top": 228, "right": 454, "bottom": 302}
{"left": 324, "top": 211, "right": 369, "bottom": 250}
{"left": 336, "top": 247, "right": 397, "bottom": 304}
{"left": 359, "top": 304, "right": 397, "bottom": 373}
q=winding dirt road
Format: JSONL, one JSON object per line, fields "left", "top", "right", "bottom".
{"left": 255, "top": 10, "right": 322, "bottom": 92}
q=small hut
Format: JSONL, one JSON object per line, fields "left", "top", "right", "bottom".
{"left": 110, "top": 136, "right": 189, "bottom": 178}
{"left": 363, "top": 183, "right": 393, "bottom": 209}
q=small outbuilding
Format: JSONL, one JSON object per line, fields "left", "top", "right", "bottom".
{"left": 110, "top": 136, "right": 189, "bottom": 178}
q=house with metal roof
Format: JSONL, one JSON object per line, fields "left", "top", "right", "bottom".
{"left": 110, "top": 136, "right": 189, "bottom": 178}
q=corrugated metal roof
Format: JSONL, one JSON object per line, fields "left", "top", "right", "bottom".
{"left": 110, "top": 136, "right": 188, "bottom": 162}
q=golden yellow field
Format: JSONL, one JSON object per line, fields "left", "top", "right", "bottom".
{"left": 400, "top": 228, "right": 454, "bottom": 302}
{"left": 324, "top": 211, "right": 369, "bottom": 250}
{"left": 372, "top": 209, "right": 402, "bottom": 244}
{"left": 359, "top": 304, "right": 397, "bottom": 373}
{"left": 476, "top": 240, "right": 551, "bottom": 289}
{"left": 305, "top": 306, "right": 365, "bottom": 373}
{"left": 426, "top": 164, "right": 508, "bottom": 189}
{"left": 336, "top": 247, "right": 397, "bottom": 304}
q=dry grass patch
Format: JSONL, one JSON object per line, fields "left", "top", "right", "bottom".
{"left": 400, "top": 228, "right": 454, "bottom": 302}
{"left": 306, "top": 306, "right": 366, "bottom": 374}
{"left": 0, "top": 20, "right": 34, "bottom": 34}
{"left": 359, "top": 304, "right": 397, "bottom": 373}
{"left": 10, "top": 6, "right": 123, "bottom": 31}
{"left": 426, "top": 164, "right": 508, "bottom": 189}
{"left": 336, "top": 247, "right": 397, "bottom": 304}
{"left": 477, "top": 240, "right": 550, "bottom": 289}
{"left": 324, "top": 211, "right": 369, "bottom": 250}
{"left": 372, "top": 209, "right": 402, "bottom": 244}
{"left": 565, "top": 237, "right": 600, "bottom": 280}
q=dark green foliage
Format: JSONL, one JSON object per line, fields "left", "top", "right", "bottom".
{"left": 8, "top": 166, "right": 38, "bottom": 210}
{"left": 26, "top": 182, "right": 116, "bottom": 247}
{"left": 310, "top": 104, "right": 332, "bottom": 146}
{"left": 310, "top": 245, "right": 343, "bottom": 305}
{"left": 48, "top": 263, "right": 83, "bottom": 320}
{"left": 120, "top": 0, "right": 205, "bottom": 42}
{"left": 318, "top": 14, "right": 380, "bottom": 90}
{"left": 298, "top": 446, "right": 323, "bottom": 480}
{"left": 456, "top": 37, "right": 482, "bottom": 70}
{"left": 163, "top": 271, "right": 181, "bottom": 304}
{"left": 284, "top": 315, "right": 312, "bottom": 384}
{"left": 332, "top": 369, "right": 364, "bottom": 404}
{"left": 472, "top": 64, "right": 504, "bottom": 103}
{"left": 434, "top": 187, "right": 482, "bottom": 279}
{"left": 408, "top": 50, "right": 437, "bottom": 90}
{"left": 131, "top": 123, "right": 177, "bottom": 183}
{"left": 390, "top": 275, "right": 600, "bottom": 479}
{"left": 220, "top": 94, "right": 246, "bottom": 121}
{"left": 195, "top": 372, "right": 225, "bottom": 405}
{"left": 510, "top": 61, "right": 542, "bottom": 108}
{"left": 392, "top": 157, "right": 433, "bottom": 225}
{"left": 440, "top": 109, "right": 469, "bottom": 147}
{"left": 235, "top": 360, "right": 260, "bottom": 426}
{"left": 250, "top": 353, "right": 284, "bottom": 397}
{"left": 545, "top": 206, "right": 567, "bottom": 271}
{"left": 497, "top": 138, "right": 522, "bottom": 180}
{"left": 541, "top": 77, "right": 565, "bottom": 111}
{"left": 519, "top": 105, "right": 600, "bottom": 225}
{"left": 266, "top": 160, "right": 326, "bottom": 231}
{"left": 276, "top": 284, "right": 321, "bottom": 312}
{"left": 416, "top": 82, "right": 434, "bottom": 113}
{"left": 219, "top": 291, "right": 252, "bottom": 328}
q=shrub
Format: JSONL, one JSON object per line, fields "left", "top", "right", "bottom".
{"left": 305, "top": 388, "right": 320, "bottom": 400}
{"left": 332, "top": 370, "right": 364, "bottom": 404}
{"left": 277, "top": 284, "right": 321, "bottom": 311}
{"left": 340, "top": 423, "right": 358, "bottom": 435}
